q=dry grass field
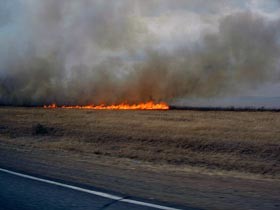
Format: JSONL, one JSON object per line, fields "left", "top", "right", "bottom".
{"left": 0, "top": 107, "right": 279, "bottom": 178}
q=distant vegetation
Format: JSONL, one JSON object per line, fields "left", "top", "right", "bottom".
{"left": 170, "top": 106, "right": 280, "bottom": 112}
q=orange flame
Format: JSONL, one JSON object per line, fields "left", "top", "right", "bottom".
{"left": 43, "top": 101, "right": 169, "bottom": 110}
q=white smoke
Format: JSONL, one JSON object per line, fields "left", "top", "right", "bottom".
{"left": 0, "top": 0, "right": 279, "bottom": 106}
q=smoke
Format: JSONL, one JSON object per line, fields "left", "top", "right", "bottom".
{"left": 0, "top": 0, "right": 280, "bottom": 106}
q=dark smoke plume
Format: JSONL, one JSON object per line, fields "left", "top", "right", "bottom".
{"left": 0, "top": 1, "right": 280, "bottom": 106}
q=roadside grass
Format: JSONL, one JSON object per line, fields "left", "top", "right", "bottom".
{"left": 0, "top": 107, "right": 279, "bottom": 178}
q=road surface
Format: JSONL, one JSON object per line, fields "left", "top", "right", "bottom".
{"left": 0, "top": 168, "right": 195, "bottom": 210}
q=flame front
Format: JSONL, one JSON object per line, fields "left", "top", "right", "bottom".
{"left": 43, "top": 101, "right": 169, "bottom": 110}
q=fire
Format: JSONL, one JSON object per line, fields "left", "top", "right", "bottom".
{"left": 43, "top": 101, "right": 169, "bottom": 110}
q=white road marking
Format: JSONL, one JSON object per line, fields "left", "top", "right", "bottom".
{"left": 0, "top": 168, "right": 182, "bottom": 210}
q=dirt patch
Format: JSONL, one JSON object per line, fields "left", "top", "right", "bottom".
{"left": 32, "top": 123, "right": 55, "bottom": 135}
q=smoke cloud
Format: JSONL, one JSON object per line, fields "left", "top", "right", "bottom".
{"left": 0, "top": 0, "right": 280, "bottom": 106}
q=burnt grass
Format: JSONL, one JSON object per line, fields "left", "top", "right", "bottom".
{"left": 32, "top": 123, "right": 55, "bottom": 135}
{"left": 0, "top": 107, "right": 279, "bottom": 177}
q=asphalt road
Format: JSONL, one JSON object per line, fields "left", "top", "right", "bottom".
{"left": 0, "top": 168, "right": 194, "bottom": 210}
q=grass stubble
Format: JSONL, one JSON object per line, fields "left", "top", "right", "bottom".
{"left": 0, "top": 107, "right": 279, "bottom": 179}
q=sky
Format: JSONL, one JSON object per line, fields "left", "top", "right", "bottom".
{"left": 0, "top": 0, "right": 280, "bottom": 106}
